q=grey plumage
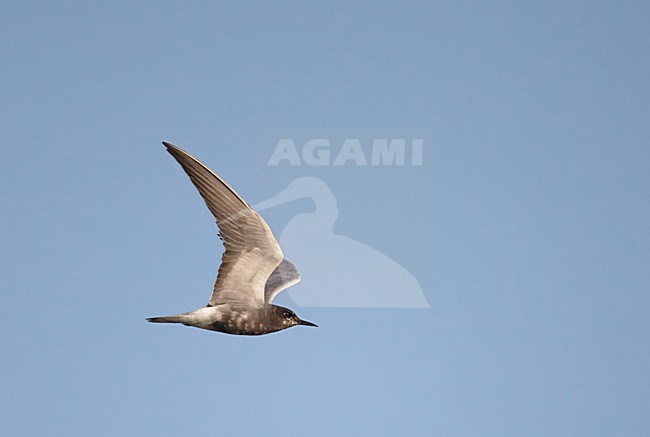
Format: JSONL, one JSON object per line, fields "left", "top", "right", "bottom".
{"left": 146, "top": 142, "right": 317, "bottom": 336}
{"left": 147, "top": 316, "right": 182, "bottom": 324}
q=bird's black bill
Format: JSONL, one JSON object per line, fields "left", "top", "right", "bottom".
{"left": 299, "top": 319, "right": 318, "bottom": 327}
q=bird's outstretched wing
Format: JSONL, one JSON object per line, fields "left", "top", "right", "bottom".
{"left": 264, "top": 258, "right": 301, "bottom": 303}
{"left": 163, "top": 142, "right": 283, "bottom": 307}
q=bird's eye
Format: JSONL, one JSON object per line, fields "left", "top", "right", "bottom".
{"left": 284, "top": 312, "right": 292, "bottom": 319}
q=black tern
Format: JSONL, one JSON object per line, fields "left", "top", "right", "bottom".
{"left": 147, "top": 142, "right": 318, "bottom": 336}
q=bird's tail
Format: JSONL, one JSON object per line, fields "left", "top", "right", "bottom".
{"left": 146, "top": 316, "right": 183, "bottom": 324}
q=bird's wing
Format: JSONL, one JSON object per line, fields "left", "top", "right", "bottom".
{"left": 264, "top": 259, "right": 301, "bottom": 303}
{"left": 163, "top": 142, "right": 283, "bottom": 307}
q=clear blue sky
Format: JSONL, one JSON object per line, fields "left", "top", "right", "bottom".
{"left": 2, "top": 1, "right": 649, "bottom": 435}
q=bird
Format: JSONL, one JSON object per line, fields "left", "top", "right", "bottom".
{"left": 147, "top": 142, "right": 318, "bottom": 336}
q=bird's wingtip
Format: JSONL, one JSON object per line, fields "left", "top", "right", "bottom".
{"left": 163, "top": 141, "right": 184, "bottom": 156}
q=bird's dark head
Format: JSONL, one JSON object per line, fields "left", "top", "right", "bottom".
{"left": 271, "top": 305, "right": 318, "bottom": 329}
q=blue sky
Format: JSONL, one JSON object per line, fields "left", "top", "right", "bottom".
{"left": 1, "top": 1, "right": 649, "bottom": 435}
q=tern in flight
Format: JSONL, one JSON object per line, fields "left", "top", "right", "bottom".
{"left": 147, "top": 142, "right": 317, "bottom": 335}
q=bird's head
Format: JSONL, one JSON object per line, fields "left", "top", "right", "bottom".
{"left": 273, "top": 305, "right": 318, "bottom": 329}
